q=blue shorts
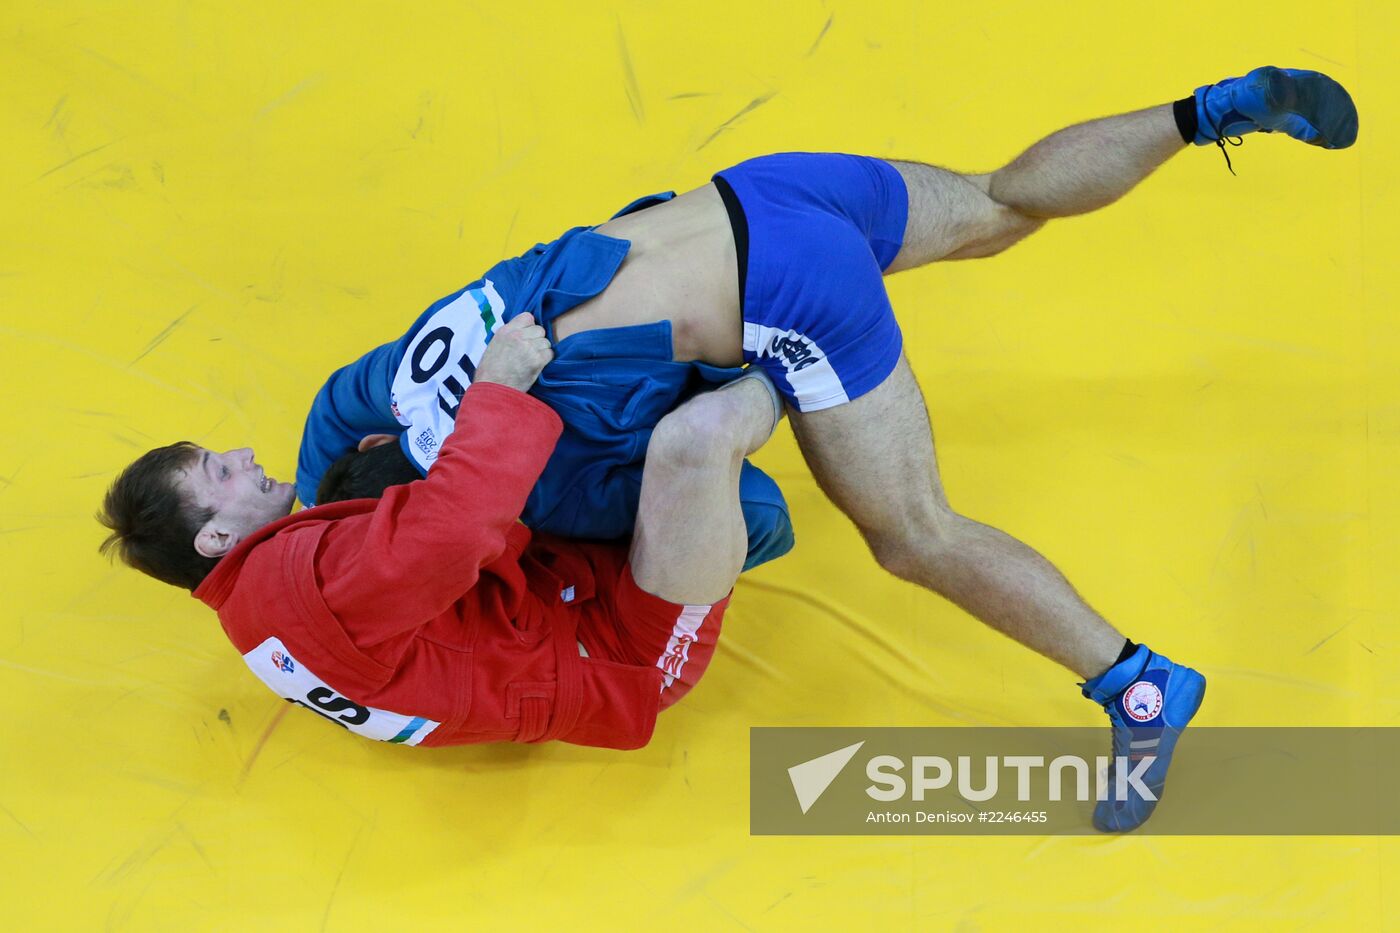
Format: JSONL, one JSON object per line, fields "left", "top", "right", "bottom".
{"left": 713, "top": 152, "right": 909, "bottom": 413}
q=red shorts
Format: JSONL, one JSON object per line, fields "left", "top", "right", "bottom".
{"left": 575, "top": 546, "right": 728, "bottom": 711}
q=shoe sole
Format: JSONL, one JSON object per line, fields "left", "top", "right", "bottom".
{"left": 1260, "top": 66, "right": 1359, "bottom": 149}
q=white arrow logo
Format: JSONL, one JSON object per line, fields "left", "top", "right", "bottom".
{"left": 787, "top": 741, "right": 865, "bottom": 814}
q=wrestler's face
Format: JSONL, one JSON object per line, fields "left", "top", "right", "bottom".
{"left": 178, "top": 447, "right": 296, "bottom": 558}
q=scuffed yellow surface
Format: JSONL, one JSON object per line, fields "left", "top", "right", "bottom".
{"left": 2, "top": 1, "right": 1397, "bottom": 928}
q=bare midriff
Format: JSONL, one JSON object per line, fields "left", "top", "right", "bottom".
{"left": 550, "top": 183, "right": 746, "bottom": 367}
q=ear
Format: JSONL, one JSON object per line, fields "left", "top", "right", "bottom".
{"left": 193, "top": 524, "right": 239, "bottom": 559}
{"left": 357, "top": 433, "right": 398, "bottom": 452}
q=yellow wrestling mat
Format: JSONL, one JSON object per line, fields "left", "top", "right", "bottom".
{"left": 3, "top": 1, "right": 1397, "bottom": 928}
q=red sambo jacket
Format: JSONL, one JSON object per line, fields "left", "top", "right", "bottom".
{"left": 193, "top": 381, "right": 663, "bottom": 749}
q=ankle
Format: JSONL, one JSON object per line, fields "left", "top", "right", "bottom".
{"left": 1172, "top": 97, "right": 1198, "bottom": 145}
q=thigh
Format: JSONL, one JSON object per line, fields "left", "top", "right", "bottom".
{"left": 788, "top": 354, "right": 949, "bottom": 538}
{"left": 885, "top": 162, "right": 1042, "bottom": 271}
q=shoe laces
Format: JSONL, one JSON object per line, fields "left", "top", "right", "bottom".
{"left": 1104, "top": 703, "right": 1134, "bottom": 781}
{"left": 1103, "top": 700, "right": 1162, "bottom": 794}
{"left": 1213, "top": 133, "right": 1244, "bottom": 176}
{"left": 1201, "top": 82, "right": 1245, "bottom": 176}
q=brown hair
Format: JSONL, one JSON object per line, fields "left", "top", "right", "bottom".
{"left": 97, "top": 441, "right": 220, "bottom": 591}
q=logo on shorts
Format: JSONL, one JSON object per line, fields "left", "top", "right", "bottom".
{"left": 768, "top": 333, "right": 821, "bottom": 372}
{"left": 413, "top": 428, "right": 438, "bottom": 460}
{"left": 1122, "top": 681, "right": 1163, "bottom": 722}
{"left": 660, "top": 634, "right": 695, "bottom": 677}
{"left": 390, "top": 396, "right": 403, "bottom": 420}
{"left": 270, "top": 650, "right": 295, "bottom": 674}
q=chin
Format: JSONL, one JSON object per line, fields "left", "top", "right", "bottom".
{"left": 270, "top": 486, "right": 296, "bottom": 516}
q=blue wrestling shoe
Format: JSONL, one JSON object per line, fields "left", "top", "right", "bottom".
{"left": 1080, "top": 644, "right": 1206, "bottom": 833}
{"left": 1194, "top": 66, "right": 1358, "bottom": 172}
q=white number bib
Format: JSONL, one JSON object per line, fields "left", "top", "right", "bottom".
{"left": 390, "top": 278, "right": 505, "bottom": 471}
{"left": 243, "top": 637, "right": 440, "bottom": 746}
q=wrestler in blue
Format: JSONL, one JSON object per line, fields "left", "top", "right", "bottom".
{"left": 295, "top": 194, "right": 793, "bottom": 571}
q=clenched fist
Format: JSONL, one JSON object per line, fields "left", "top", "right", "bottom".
{"left": 474, "top": 313, "right": 554, "bottom": 392}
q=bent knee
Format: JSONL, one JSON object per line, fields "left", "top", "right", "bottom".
{"left": 648, "top": 396, "right": 747, "bottom": 471}
{"left": 944, "top": 204, "right": 1045, "bottom": 260}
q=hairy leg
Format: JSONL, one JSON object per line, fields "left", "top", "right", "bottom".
{"left": 789, "top": 356, "right": 1127, "bottom": 679}
{"left": 629, "top": 377, "right": 776, "bottom": 605}
{"left": 886, "top": 103, "right": 1185, "bottom": 270}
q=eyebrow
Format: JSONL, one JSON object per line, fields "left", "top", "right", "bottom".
{"left": 201, "top": 450, "right": 213, "bottom": 479}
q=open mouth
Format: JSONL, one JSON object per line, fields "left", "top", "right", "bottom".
{"left": 259, "top": 471, "right": 272, "bottom": 494}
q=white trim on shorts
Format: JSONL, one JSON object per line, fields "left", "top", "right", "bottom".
{"left": 657, "top": 603, "right": 711, "bottom": 691}
{"left": 743, "top": 322, "right": 850, "bottom": 413}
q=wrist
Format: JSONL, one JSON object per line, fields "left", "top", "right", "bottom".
{"left": 473, "top": 375, "right": 530, "bottom": 393}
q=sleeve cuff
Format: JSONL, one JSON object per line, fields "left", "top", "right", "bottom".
{"left": 462, "top": 380, "right": 562, "bottom": 434}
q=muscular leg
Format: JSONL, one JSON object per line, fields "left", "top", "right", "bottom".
{"left": 777, "top": 77, "right": 1333, "bottom": 825}
{"left": 629, "top": 376, "right": 777, "bottom": 605}
{"left": 789, "top": 356, "right": 1126, "bottom": 679}
{"left": 827, "top": 105, "right": 1186, "bottom": 674}
{"left": 886, "top": 103, "right": 1185, "bottom": 269}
